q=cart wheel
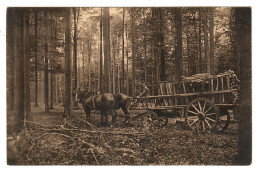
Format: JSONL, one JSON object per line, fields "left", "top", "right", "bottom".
{"left": 141, "top": 111, "right": 158, "bottom": 129}
{"left": 215, "top": 108, "right": 230, "bottom": 133}
{"left": 185, "top": 98, "right": 219, "bottom": 132}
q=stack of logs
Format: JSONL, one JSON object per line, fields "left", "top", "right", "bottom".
{"left": 158, "top": 70, "right": 240, "bottom": 106}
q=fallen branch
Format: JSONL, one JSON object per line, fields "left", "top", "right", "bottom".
{"left": 37, "top": 127, "right": 145, "bottom": 136}
{"left": 25, "top": 120, "right": 61, "bottom": 128}
{"left": 35, "top": 132, "right": 73, "bottom": 142}
{"left": 88, "top": 148, "right": 99, "bottom": 165}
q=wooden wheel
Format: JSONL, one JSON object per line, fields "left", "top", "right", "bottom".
{"left": 185, "top": 98, "right": 219, "bottom": 131}
{"left": 141, "top": 111, "right": 158, "bottom": 129}
{"left": 215, "top": 108, "right": 230, "bottom": 133}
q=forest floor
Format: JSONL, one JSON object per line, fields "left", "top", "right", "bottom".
{"left": 7, "top": 104, "right": 239, "bottom": 165}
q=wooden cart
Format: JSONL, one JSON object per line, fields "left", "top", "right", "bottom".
{"left": 128, "top": 70, "right": 239, "bottom": 132}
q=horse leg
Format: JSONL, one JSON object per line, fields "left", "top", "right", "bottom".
{"left": 100, "top": 110, "right": 105, "bottom": 126}
{"left": 84, "top": 109, "right": 91, "bottom": 122}
{"left": 112, "top": 110, "right": 117, "bottom": 125}
{"left": 121, "top": 106, "right": 130, "bottom": 124}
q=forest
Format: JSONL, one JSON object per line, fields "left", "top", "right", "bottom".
{"left": 6, "top": 7, "right": 251, "bottom": 165}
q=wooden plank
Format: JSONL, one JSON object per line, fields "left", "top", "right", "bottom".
{"left": 182, "top": 82, "right": 188, "bottom": 104}
{"left": 226, "top": 76, "right": 230, "bottom": 89}
{"left": 221, "top": 77, "right": 225, "bottom": 103}
{"left": 211, "top": 79, "right": 214, "bottom": 91}
{"left": 172, "top": 83, "right": 178, "bottom": 106}
{"left": 128, "top": 89, "right": 237, "bottom": 99}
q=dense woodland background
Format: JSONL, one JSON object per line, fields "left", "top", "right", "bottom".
{"left": 6, "top": 7, "right": 251, "bottom": 165}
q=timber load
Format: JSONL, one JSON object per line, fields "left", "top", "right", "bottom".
{"left": 158, "top": 70, "right": 240, "bottom": 106}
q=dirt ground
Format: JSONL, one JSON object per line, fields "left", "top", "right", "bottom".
{"left": 7, "top": 104, "right": 239, "bottom": 165}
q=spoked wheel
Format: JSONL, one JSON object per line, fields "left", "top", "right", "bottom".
{"left": 141, "top": 111, "right": 158, "bottom": 129}
{"left": 185, "top": 98, "right": 219, "bottom": 132}
{"left": 215, "top": 108, "right": 230, "bottom": 133}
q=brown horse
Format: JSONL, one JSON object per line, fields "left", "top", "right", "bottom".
{"left": 113, "top": 93, "right": 131, "bottom": 123}
{"left": 77, "top": 91, "right": 116, "bottom": 126}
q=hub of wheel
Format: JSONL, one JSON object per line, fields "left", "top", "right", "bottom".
{"left": 198, "top": 112, "right": 206, "bottom": 120}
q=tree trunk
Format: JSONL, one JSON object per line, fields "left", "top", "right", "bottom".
{"left": 88, "top": 41, "right": 92, "bottom": 92}
{"left": 203, "top": 8, "right": 210, "bottom": 74}
{"left": 13, "top": 8, "right": 25, "bottom": 133}
{"left": 117, "top": 35, "right": 121, "bottom": 93}
{"left": 82, "top": 43, "right": 85, "bottom": 87}
{"left": 176, "top": 8, "right": 183, "bottom": 83}
{"left": 99, "top": 8, "right": 103, "bottom": 93}
{"left": 234, "top": 7, "right": 251, "bottom": 165}
{"left": 34, "top": 10, "right": 39, "bottom": 107}
{"left": 159, "top": 8, "right": 166, "bottom": 81}
{"left": 198, "top": 9, "right": 202, "bottom": 73}
{"left": 23, "top": 9, "right": 32, "bottom": 120}
{"left": 112, "top": 40, "right": 116, "bottom": 94}
{"left": 125, "top": 23, "right": 129, "bottom": 96}
{"left": 209, "top": 8, "right": 215, "bottom": 75}
{"left": 121, "top": 8, "right": 125, "bottom": 93}
{"left": 131, "top": 8, "right": 136, "bottom": 97}
{"left": 143, "top": 9, "right": 147, "bottom": 83}
{"left": 44, "top": 10, "right": 49, "bottom": 112}
{"left": 7, "top": 8, "right": 15, "bottom": 111}
{"left": 103, "top": 8, "right": 112, "bottom": 93}
{"left": 64, "top": 8, "right": 73, "bottom": 118}
{"left": 50, "top": 11, "right": 54, "bottom": 109}
{"left": 73, "top": 8, "right": 78, "bottom": 92}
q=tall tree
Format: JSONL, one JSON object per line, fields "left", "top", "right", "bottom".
{"left": 50, "top": 10, "right": 54, "bottom": 109}
{"left": 209, "top": 8, "right": 215, "bottom": 75}
{"left": 99, "top": 8, "right": 103, "bottom": 93}
{"left": 7, "top": 8, "right": 15, "bottom": 111}
{"left": 103, "top": 8, "right": 112, "bottom": 93}
{"left": 131, "top": 8, "right": 136, "bottom": 97}
{"left": 143, "top": 9, "right": 147, "bottom": 83}
{"left": 159, "top": 8, "right": 166, "bottom": 81}
{"left": 175, "top": 8, "right": 183, "bottom": 82}
{"left": 44, "top": 9, "right": 49, "bottom": 112}
{"left": 234, "top": 7, "right": 251, "bottom": 165}
{"left": 23, "top": 9, "right": 31, "bottom": 119}
{"left": 34, "top": 10, "right": 39, "bottom": 107}
{"left": 13, "top": 8, "right": 25, "bottom": 133}
{"left": 198, "top": 9, "right": 202, "bottom": 73}
{"left": 87, "top": 41, "right": 92, "bottom": 91}
{"left": 125, "top": 23, "right": 129, "bottom": 96}
{"left": 73, "top": 8, "right": 79, "bottom": 91}
{"left": 121, "top": 8, "right": 125, "bottom": 93}
{"left": 203, "top": 8, "right": 210, "bottom": 74}
{"left": 112, "top": 39, "right": 116, "bottom": 94}
{"left": 64, "top": 8, "right": 73, "bottom": 118}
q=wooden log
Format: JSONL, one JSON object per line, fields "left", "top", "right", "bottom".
{"left": 182, "top": 82, "right": 188, "bottom": 104}
{"left": 173, "top": 83, "right": 178, "bottom": 106}
{"left": 221, "top": 77, "right": 225, "bottom": 103}
{"left": 226, "top": 76, "right": 230, "bottom": 89}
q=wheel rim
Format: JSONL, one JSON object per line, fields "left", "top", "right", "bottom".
{"left": 185, "top": 98, "right": 219, "bottom": 131}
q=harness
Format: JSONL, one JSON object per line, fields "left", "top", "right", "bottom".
{"left": 81, "top": 93, "right": 93, "bottom": 109}
{"left": 81, "top": 93, "right": 98, "bottom": 110}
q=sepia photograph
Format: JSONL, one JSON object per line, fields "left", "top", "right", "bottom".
{"left": 5, "top": 6, "right": 251, "bottom": 165}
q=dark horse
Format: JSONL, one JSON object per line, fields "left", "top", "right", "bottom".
{"left": 113, "top": 93, "right": 131, "bottom": 123}
{"left": 77, "top": 91, "right": 116, "bottom": 126}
